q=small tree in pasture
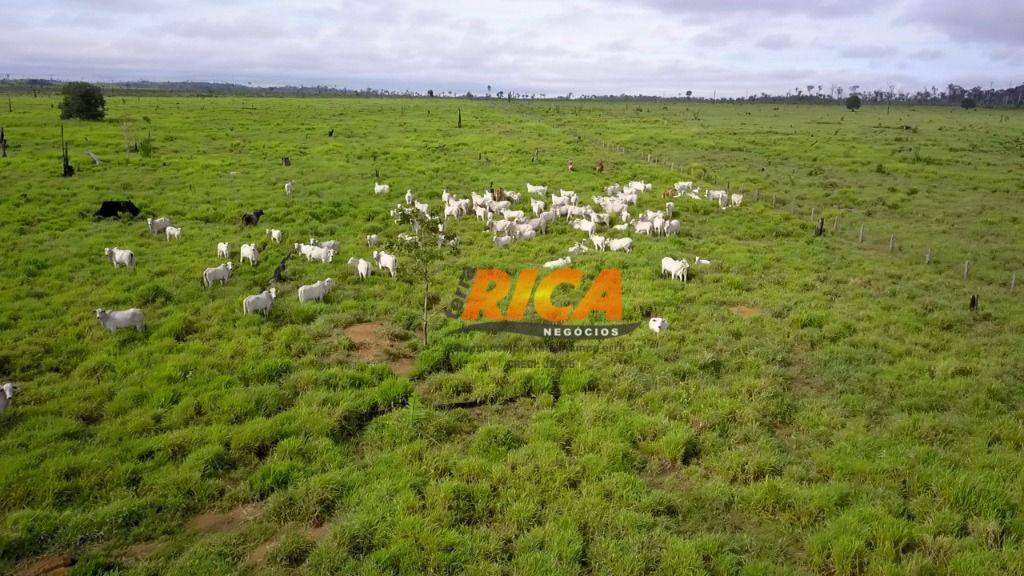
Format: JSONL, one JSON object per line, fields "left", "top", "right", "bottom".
{"left": 59, "top": 82, "right": 106, "bottom": 120}
{"left": 386, "top": 207, "right": 459, "bottom": 346}
{"left": 845, "top": 94, "right": 862, "bottom": 112}
{"left": 961, "top": 97, "right": 977, "bottom": 110}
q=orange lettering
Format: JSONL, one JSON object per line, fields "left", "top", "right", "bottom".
{"left": 506, "top": 269, "right": 538, "bottom": 320}
{"left": 571, "top": 268, "right": 622, "bottom": 320}
{"left": 533, "top": 269, "right": 582, "bottom": 322}
{"left": 461, "top": 269, "right": 512, "bottom": 320}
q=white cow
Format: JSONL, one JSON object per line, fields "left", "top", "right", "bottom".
{"left": 307, "top": 246, "right": 335, "bottom": 263}
{"left": 648, "top": 317, "right": 669, "bottom": 333}
{"left": 663, "top": 220, "right": 681, "bottom": 236}
{"left": 695, "top": 256, "right": 712, "bottom": 266}
{"left": 568, "top": 242, "right": 589, "bottom": 255}
{"left": 266, "top": 229, "right": 283, "bottom": 243}
{"left": 147, "top": 217, "right": 170, "bottom": 235}
{"left": 165, "top": 226, "right": 182, "bottom": 241}
{"left": 203, "top": 261, "right": 233, "bottom": 287}
{"left": 730, "top": 194, "right": 744, "bottom": 207}
{"left": 405, "top": 189, "right": 415, "bottom": 205}
{"left": 543, "top": 257, "right": 572, "bottom": 269}
{"left": 661, "top": 257, "right": 689, "bottom": 282}
{"left": 348, "top": 257, "right": 372, "bottom": 279}
{"left": 298, "top": 278, "right": 334, "bottom": 302}
{"left": 573, "top": 219, "right": 597, "bottom": 235}
{"left": 373, "top": 251, "right": 397, "bottom": 277}
{"left": 242, "top": 288, "right": 277, "bottom": 316}
{"left": 374, "top": 182, "right": 390, "bottom": 195}
{"left": 590, "top": 235, "right": 607, "bottom": 251}
{"left": 240, "top": 244, "right": 259, "bottom": 266}
{"left": 494, "top": 235, "right": 513, "bottom": 248}
{"left": 0, "top": 382, "right": 15, "bottom": 414}
{"left": 284, "top": 180, "right": 294, "bottom": 195}
{"left": 366, "top": 234, "right": 380, "bottom": 246}
{"left": 104, "top": 247, "right": 135, "bottom": 269}
{"left": 526, "top": 183, "right": 547, "bottom": 195}
{"left": 217, "top": 242, "right": 230, "bottom": 259}
{"left": 95, "top": 308, "right": 145, "bottom": 332}
{"left": 634, "top": 221, "right": 654, "bottom": 235}
{"left": 607, "top": 238, "right": 633, "bottom": 253}
{"left": 310, "top": 238, "right": 340, "bottom": 252}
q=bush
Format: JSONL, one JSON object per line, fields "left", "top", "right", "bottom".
{"left": 961, "top": 97, "right": 977, "bottom": 110}
{"left": 59, "top": 82, "right": 106, "bottom": 120}
{"left": 845, "top": 94, "right": 861, "bottom": 112}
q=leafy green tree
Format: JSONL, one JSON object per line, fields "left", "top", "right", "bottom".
{"left": 60, "top": 82, "right": 106, "bottom": 120}
{"left": 845, "top": 94, "right": 861, "bottom": 112}
{"left": 960, "top": 97, "right": 977, "bottom": 110}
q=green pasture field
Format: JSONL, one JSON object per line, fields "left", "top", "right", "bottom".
{"left": 0, "top": 95, "right": 1021, "bottom": 575}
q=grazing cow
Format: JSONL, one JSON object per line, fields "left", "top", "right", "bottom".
{"left": 203, "top": 261, "right": 233, "bottom": 287}
{"left": 217, "top": 242, "right": 230, "bottom": 259}
{"left": 242, "top": 210, "right": 264, "bottom": 226}
{"left": 373, "top": 251, "right": 397, "bottom": 277}
{"left": 94, "top": 200, "right": 140, "bottom": 219}
{"left": 663, "top": 219, "right": 681, "bottom": 236}
{"left": 607, "top": 238, "right": 633, "bottom": 253}
{"left": 661, "top": 257, "right": 689, "bottom": 282}
{"left": 695, "top": 256, "right": 712, "bottom": 265}
{"left": 494, "top": 235, "right": 513, "bottom": 248}
{"left": 147, "top": 217, "right": 171, "bottom": 235}
{"left": 307, "top": 245, "right": 335, "bottom": 263}
{"left": 366, "top": 234, "right": 380, "bottom": 246}
{"left": 526, "top": 183, "right": 547, "bottom": 195}
{"left": 284, "top": 180, "right": 294, "bottom": 195}
{"left": 242, "top": 288, "right": 277, "bottom": 316}
{"left": 634, "top": 221, "right": 654, "bottom": 235}
{"left": 648, "top": 317, "right": 669, "bottom": 333}
{"left": 374, "top": 182, "right": 390, "bottom": 195}
{"left": 730, "top": 194, "right": 744, "bottom": 207}
{"left": 240, "top": 244, "right": 259, "bottom": 266}
{"left": 266, "top": 228, "right": 283, "bottom": 243}
{"left": 95, "top": 308, "right": 145, "bottom": 332}
{"left": 104, "top": 247, "right": 135, "bottom": 269}
{"left": 590, "top": 235, "right": 607, "bottom": 251}
{"left": 347, "top": 257, "right": 372, "bottom": 279}
{"left": 298, "top": 278, "right": 334, "bottom": 303}
{"left": 310, "top": 238, "right": 340, "bottom": 252}
{"left": 165, "top": 225, "right": 182, "bottom": 241}
{"left": 405, "top": 189, "right": 415, "bottom": 205}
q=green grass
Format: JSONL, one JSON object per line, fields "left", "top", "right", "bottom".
{"left": 0, "top": 95, "right": 1022, "bottom": 575}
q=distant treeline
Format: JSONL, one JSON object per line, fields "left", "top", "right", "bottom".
{"left": 2, "top": 78, "right": 1022, "bottom": 107}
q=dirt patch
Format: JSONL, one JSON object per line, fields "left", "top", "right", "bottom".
{"left": 15, "top": 555, "right": 74, "bottom": 576}
{"left": 187, "top": 503, "right": 261, "bottom": 534}
{"left": 247, "top": 524, "right": 332, "bottom": 566}
{"left": 728, "top": 305, "right": 762, "bottom": 318}
{"left": 343, "top": 322, "right": 415, "bottom": 375}
{"left": 124, "top": 541, "right": 162, "bottom": 563}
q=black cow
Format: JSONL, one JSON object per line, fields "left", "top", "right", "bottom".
{"left": 94, "top": 200, "right": 140, "bottom": 219}
{"left": 242, "top": 209, "right": 265, "bottom": 226}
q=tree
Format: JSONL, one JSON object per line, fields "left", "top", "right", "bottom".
{"left": 386, "top": 207, "right": 459, "bottom": 346}
{"left": 427, "top": 89, "right": 434, "bottom": 97}
{"left": 961, "top": 97, "right": 977, "bottom": 109}
{"left": 845, "top": 94, "right": 862, "bottom": 112}
{"left": 59, "top": 82, "right": 106, "bottom": 120}
{"left": 685, "top": 90, "right": 692, "bottom": 99}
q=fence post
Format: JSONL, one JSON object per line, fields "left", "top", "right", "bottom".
{"left": 963, "top": 261, "right": 970, "bottom": 280}
{"left": 889, "top": 235, "right": 895, "bottom": 253}
{"left": 832, "top": 214, "right": 840, "bottom": 232}
{"left": 1012, "top": 272, "right": 1017, "bottom": 293}
{"left": 925, "top": 247, "right": 931, "bottom": 264}
{"left": 811, "top": 207, "right": 816, "bottom": 220}
{"left": 859, "top": 224, "right": 864, "bottom": 243}
{"left": 772, "top": 194, "right": 777, "bottom": 208}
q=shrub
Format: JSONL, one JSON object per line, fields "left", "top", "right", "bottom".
{"left": 961, "top": 97, "right": 977, "bottom": 110}
{"left": 59, "top": 82, "right": 106, "bottom": 120}
{"left": 845, "top": 94, "right": 861, "bottom": 112}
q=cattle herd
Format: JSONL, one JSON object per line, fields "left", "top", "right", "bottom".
{"left": 95, "top": 178, "right": 741, "bottom": 335}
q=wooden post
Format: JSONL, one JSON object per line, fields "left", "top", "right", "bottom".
{"left": 969, "top": 294, "right": 979, "bottom": 312}
{"left": 1011, "top": 272, "right": 1016, "bottom": 293}
{"left": 832, "top": 214, "right": 839, "bottom": 232}
{"left": 963, "top": 261, "right": 970, "bottom": 280}
{"left": 859, "top": 224, "right": 864, "bottom": 243}
{"left": 925, "top": 248, "right": 932, "bottom": 264}
{"left": 772, "top": 194, "right": 777, "bottom": 208}
{"left": 815, "top": 218, "right": 825, "bottom": 237}
{"left": 457, "top": 108, "right": 462, "bottom": 128}
{"left": 811, "top": 207, "right": 816, "bottom": 220}
{"left": 888, "top": 234, "right": 895, "bottom": 253}
{"left": 0, "top": 127, "right": 7, "bottom": 158}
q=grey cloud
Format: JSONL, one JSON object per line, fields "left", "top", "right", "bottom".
{"left": 898, "top": 1, "right": 1024, "bottom": 46}
{"left": 636, "top": 0, "right": 885, "bottom": 19}
{"left": 756, "top": 34, "right": 793, "bottom": 50}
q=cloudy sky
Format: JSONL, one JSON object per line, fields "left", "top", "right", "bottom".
{"left": 2, "top": 0, "right": 1021, "bottom": 96}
